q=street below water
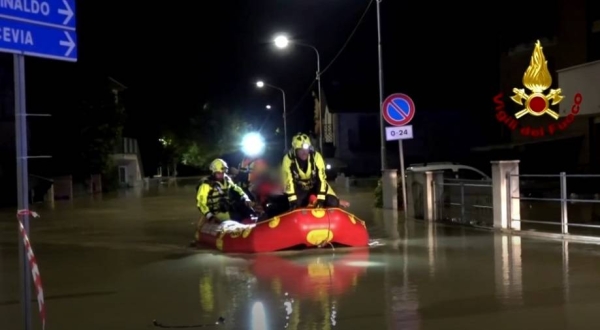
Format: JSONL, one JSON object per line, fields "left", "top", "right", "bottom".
{"left": 2, "top": 182, "right": 600, "bottom": 329}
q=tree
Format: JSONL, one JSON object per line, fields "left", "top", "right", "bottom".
{"left": 75, "top": 83, "right": 126, "bottom": 178}
{"left": 160, "top": 104, "right": 251, "bottom": 172}
{"left": 158, "top": 131, "right": 187, "bottom": 176}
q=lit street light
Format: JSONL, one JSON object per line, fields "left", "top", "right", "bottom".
{"left": 256, "top": 80, "right": 287, "bottom": 148}
{"left": 274, "top": 35, "right": 289, "bottom": 49}
{"left": 266, "top": 105, "right": 272, "bottom": 110}
{"left": 272, "top": 34, "right": 323, "bottom": 152}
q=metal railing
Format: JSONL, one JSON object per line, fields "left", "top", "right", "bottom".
{"left": 509, "top": 173, "right": 600, "bottom": 236}
{"left": 434, "top": 179, "right": 493, "bottom": 227}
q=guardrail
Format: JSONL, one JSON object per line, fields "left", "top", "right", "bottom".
{"left": 434, "top": 179, "right": 493, "bottom": 227}
{"left": 509, "top": 173, "right": 600, "bottom": 235}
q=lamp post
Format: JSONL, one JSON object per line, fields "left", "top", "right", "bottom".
{"left": 256, "top": 81, "right": 287, "bottom": 148}
{"left": 376, "top": 0, "right": 386, "bottom": 171}
{"left": 273, "top": 34, "right": 323, "bottom": 152}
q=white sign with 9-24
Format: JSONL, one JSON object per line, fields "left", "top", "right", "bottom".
{"left": 385, "top": 125, "right": 414, "bottom": 141}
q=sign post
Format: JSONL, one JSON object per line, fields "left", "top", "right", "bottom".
{"left": 382, "top": 93, "right": 415, "bottom": 216}
{"left": 0, "top": 1, "right": 77, "bottom": 328}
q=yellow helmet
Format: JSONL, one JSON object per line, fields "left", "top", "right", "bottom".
{"left": 209, "top": 158, "right": 228, "bottom": 173}
{"left": 291, "top": 133, "right": 312, "bottom": 150}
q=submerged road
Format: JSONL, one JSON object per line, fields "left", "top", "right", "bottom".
{"left": 2, "top": 181, "right": 600, "bottom": 329}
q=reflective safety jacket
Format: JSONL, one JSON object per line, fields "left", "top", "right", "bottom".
{"left": 196, "top": 174, "right": 249, "bottom": 219}
{"left": 281, "top": 150, "right": 328, "bottom": 202}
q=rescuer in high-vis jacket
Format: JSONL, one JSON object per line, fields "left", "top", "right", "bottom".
{"left": 196, "top": 158, "right": 253, "bottom": 223}
{"left": 281, "top": 133, "right": 339, "bottom": 209}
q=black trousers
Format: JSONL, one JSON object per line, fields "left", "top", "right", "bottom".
{"left": 257, "top": 194, "right": 290, "bottom": 221}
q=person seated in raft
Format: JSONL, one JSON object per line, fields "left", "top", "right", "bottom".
{"left": 195, "top": 158, "right": 254, "bottom": 226}
{"left": 281, "top": 133, "right": 340, "bottom": 210}
{"left": 245, "top": 161, "right": 290, "bottom": 220}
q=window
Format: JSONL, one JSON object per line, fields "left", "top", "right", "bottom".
{"left": 458, "top": 169, "right": 487, "bottom": 180}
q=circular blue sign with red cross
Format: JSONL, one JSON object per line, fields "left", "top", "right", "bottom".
{"left": 382, "top": 93, "right": 416, "bottom": 127}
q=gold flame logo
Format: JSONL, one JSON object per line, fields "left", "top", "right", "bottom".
{"left": 510, "top": 40, "right": 564, "bottom": 119}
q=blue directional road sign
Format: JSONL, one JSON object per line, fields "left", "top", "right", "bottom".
{"left": 0, "top": 0, "right": 76, "bottom": 61}
{"left": 382, "top": 93, "right": 416, "bottom": 127}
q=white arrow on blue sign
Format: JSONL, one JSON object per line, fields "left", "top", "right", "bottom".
{"left": 0, "top": 0, "right": 76, "bottom": 61}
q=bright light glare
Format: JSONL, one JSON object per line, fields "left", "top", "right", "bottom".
{"left": 266, "top": 105, "right": 272, "bottom": 109}
{"left": 251, "top": 301, "right": 267, "bottom": 330}
{"left": 326, "top": 164, "right": 332, "bottom": 170}
{"left": 274, "top": 35, "right": 289, "bottom": 49}
{"left": 256, "top": 81, "right": 265, "bottom": 88}
{"left": 302, "top": 143, "right": 310, "bottom": 150}
{"left": 242, "top": 132, "right": 265, "bottom": 157}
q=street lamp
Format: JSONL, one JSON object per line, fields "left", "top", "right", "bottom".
{"left": 256, "top": 80, "right": 287, "bottom": 148}
{"left": 266, "top": 105, "right": 272, "bottom": 110}
{"left": 272, "top": 34, "right": 323, "bottom": 152}
{"left": 274, "top": 35, "right": 289, "bottom": 49}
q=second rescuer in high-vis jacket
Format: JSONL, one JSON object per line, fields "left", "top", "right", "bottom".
{"left": 196, "top": 158, "right": 253, "bottom": 223}
{"left": 282, "top": 133, "right": 340, "bottom": 209}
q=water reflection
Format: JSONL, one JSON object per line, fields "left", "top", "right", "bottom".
{"left": 250, "top": 301, "right": 267, "bottom": 330}
{"left": 385, "top": 217, "right": 420, "bottom": 329}
{"left": 250, "top": 249, "right": 371, "bottom": 330}
{"left": 494, "top": 235, "right": 523, "bottom": 306}
{"left": 562, "top": 241, "right": 569, "bottom": 302}
{"left": 250, "top": 249, "right": 370, "bottom": 299}
{"left": 428, "top": 223, "right": 437, "bottom": 278}
{"left": 199, "top": 275, "right": 215, "bottom": 313}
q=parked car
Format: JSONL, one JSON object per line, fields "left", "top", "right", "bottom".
{"left": 405, "top": 162, "right": 490, "bottom": 181}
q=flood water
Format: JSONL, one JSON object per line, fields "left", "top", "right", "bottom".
{"left": 2, "top": 181, "right": 600, "bottom": 329}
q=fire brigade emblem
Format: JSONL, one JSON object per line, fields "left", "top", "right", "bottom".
{"left": 510, "top": 40, "right": 564, "bottom": 120}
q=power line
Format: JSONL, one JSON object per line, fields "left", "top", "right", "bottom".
{"left": 320, "top": 0, "right": 375, "bottom": 75}
{"left": 285, "top": 79, "right": 316, "bottom": 117}
{"left": 285, "top": 0, "right": 375, "bottom": 117}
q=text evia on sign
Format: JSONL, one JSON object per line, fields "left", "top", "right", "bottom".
{"left": 0, "top": 0, "right": 77, "bottom": 61}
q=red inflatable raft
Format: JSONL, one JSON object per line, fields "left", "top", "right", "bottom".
{"left": 196, "top": 208, "right": 369, "bottom": 253}
{"left": 250, "top": 249, "right": 370, "bottom": 298}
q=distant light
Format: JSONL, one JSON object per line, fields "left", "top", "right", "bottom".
{"left": 158, "top": 137, "right": 170, "bottom": 147}
{"left": 326, "top": 164, "right": 331, "bottom": 170}
{"left": 256, "top": 81, "right": 265, "bottom": 88}
{"left": 242, "top": 132, "right": 265, "bottom": 157}
{"left": 274, "top": 35, "right": 289, "bottom": 49}
{"left": 266, "top": 105, "right": 272, "bottom": 110}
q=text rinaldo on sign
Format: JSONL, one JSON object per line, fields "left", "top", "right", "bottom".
{"left": 493, "top": 40, "right": 583, "bottom": 138}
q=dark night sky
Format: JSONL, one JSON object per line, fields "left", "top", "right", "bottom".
{"left": 22, "top": 0, "right": 559, "bottom": 165}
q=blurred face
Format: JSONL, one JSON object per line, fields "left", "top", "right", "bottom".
{"left": 295, "top": 148, "right": 309, "bottom": 161}
{"left": 213, "top": 171, "right": 225, "bottom": 180}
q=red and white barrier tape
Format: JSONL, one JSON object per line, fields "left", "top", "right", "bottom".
{"left": 17, "top": 209, "right": 45, "bottom": 330}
